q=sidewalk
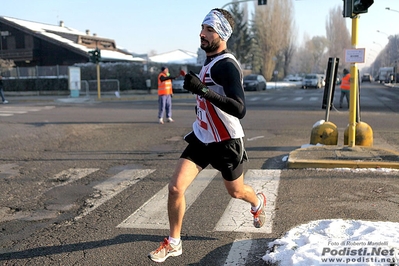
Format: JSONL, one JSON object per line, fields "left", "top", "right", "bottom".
{"left": 288, "top": 83, "right": 399, "bottom": 169}
{"left": 288, "top": 145, "right": 399, "bottom": 169}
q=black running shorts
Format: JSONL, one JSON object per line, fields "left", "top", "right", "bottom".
{"left": 180, "top": 131, "right": 248, "bottom": 181}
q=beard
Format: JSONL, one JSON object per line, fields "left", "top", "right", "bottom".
{"left": 200, "top": 37, "right": 221, "bottom": 53}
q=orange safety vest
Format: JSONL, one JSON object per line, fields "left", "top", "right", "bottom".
{"left": 340, "top": 74, "right": 350, "bottom": 90}
{"left": 158, "top": 72, "right": 172, "bottom": 95}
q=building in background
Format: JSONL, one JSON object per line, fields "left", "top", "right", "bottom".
{"left": 0, "top": 16, "right": 143, "bottom": 67}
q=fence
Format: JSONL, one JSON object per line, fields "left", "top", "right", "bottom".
{"left": 80, "top": 79, "right": 120, "bottom": 97}
{"left": 1, "top": 65, "right": 69, "bottom": 79}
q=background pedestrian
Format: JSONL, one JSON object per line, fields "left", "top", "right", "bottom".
{"left": 0, "top": 76, "right": 8, "bottom": 104}
{"left": 340, "top": 68, "right": 350, "bottom": 108}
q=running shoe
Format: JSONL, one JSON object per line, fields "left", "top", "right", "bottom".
{"left": 148, "top": 238, "right": 182, "bottom": 263}
{"left": 251, "top": 192, "right": 266, "bottom": 228}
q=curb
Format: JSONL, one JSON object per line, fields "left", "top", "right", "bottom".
{"left": 287, "top": 146, "right": 399, "bottom": 169}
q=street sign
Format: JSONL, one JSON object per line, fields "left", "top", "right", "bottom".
{"left": 345, "top": 48, "right": 365, "bottom": 63}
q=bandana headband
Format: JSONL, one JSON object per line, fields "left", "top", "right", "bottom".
{"left": 202, "top": 10, "right": 233, "bottom": 41}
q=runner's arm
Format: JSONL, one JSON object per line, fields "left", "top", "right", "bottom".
{"left": 203, "top": 59, "right": 246, "bottom": 119}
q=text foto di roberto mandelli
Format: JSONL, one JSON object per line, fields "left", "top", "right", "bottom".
{"left": 328, "top": 240, "right": 390, "bottom": 246}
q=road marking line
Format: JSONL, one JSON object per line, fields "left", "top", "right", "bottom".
{"left": 293, "top": 97, "right": 303, "bottom": 101}
{"left": 249, "top": 97, "right": 261, "bottom": 101}
{"left": 224, "top": 238, "right": 253, "bottom": 266}
{"left": 0, "top": 110, "right": 28, "bottom": 113}
{"left": 0, "top": 106, "right": 55, "bottom": 116}
{"left": 381, "top": 96, "right": 392, "bottom": 101}
{"left": 75, "top": 169, "right": 155, "bottom": 220}
{"left": 309, "top": 97, "right": 319, "bottom": 101}
{"left": 214, "top": 169, "right": 281, "bottom": 233}
{"left": 117, "top": 169, "right": 218, "bottom": 229}
{"left": 247, "top": 136, "right": 264, "bottom": 141}
{"left": 262, "top": 97, "right": 272, "bottom": 101}
{"left": 0, "top": 163, "right": 19, "bottom": 177}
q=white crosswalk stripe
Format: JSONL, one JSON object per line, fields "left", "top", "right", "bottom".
{"left": 248, "top": 97, "right": 261, "bottom": 101}
{"left": 0, "top": 106, "right": 55, "bottom": 117}
{"left": 224, "top": 238, "right": 253, "bottom": 265}
{"left": 117, "top": 169, "right": 281, "bottom": 234}
{"left": 262, "top": 97, "right": 272, "bottom": 101}
{"left": 52, "top": 168, "right": 99, "bottom": 188}
{"left": 214, "top": 169, "right": 280, "bottom": 233}
{"left": 277, "top": 97, "right": 288, "bottom": 101}
{"left": 75, "top": 169, "right": 155, "bottom": 220}
{"left": 117, "top": 169, "right": 218, "bottom": 229}
{"left": 3, "top": 165, "right": 281, "bottom": 236}
{"left": 2, "top": 165, "right": 282, "bottom": 264}
{"left": 380, "top": 96, "right": 392, "bottom": 101}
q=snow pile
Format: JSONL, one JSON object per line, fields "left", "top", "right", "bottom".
{"left": 263, "top": 219, "right": 399, "bottom": 266}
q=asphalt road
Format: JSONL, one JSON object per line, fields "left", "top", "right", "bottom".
{"left": 0, "top": 82, "right": 398, "bottom": 265}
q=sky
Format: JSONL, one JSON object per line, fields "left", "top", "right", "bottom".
{"left": 1, "top": 0, "right": 398, "bottom": 68}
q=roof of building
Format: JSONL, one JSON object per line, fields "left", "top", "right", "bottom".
{"left": 0, "top": 16, "right": 144, "bottom": 62}
{"left": 149, "top": 49, "right": 198, "bottom": 65}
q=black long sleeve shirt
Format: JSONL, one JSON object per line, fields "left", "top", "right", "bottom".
{"left": 202, "top": 53, "right": 246, "bottom": 119}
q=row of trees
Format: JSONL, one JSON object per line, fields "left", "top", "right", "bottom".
{"left": 202, "top": 0, "right": 352, "bottom": 81}
{"left": 366, "top": 34, "right": 399, "bottom": 79}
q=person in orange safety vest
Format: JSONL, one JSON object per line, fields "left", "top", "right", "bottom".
{"left": 340, "top": 68, "right": 350, "bottom": 108}
{"left": 157, "top": 66, "right": 175, "bottom": 124}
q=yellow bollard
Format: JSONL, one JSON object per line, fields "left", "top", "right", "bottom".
{"left": 344, "top": 121, "right": 373, "bottom": 146}
{"left": 310, "top": 121, "right": 338, "bottom": 145}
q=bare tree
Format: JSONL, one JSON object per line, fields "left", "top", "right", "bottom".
{"left": 281, "top": 22, "right": 297, "bottom": 77}
{"left": 309, "top": 36, "right": 329, "bottom": 73}
{"left": 325, "top": 6, "right": 351, "bottom": 71}
{"left": 252, "top": 0, "right": 295, "bottom": 80}
{"left": 291, "top": 34, "right": 328, "bottom": 74}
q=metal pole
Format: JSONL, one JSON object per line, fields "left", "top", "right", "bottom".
{"left": 324, "top": 58, "right": 338, "bottom": 122}
{"left": 348, "top": 16, "right": 359, "bottom": 147}
{"left": 96, "top": 63, "right": 101, "bottom": 99}
{"left": 356, "top": 69, "right": 361, "bottom": 123}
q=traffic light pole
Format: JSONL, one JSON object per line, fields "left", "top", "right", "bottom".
{"left": 96, "top": 63, "right": 101, "bottom": 99}
{"left": 348, "top": 16, "right": 359, "bottom": 147}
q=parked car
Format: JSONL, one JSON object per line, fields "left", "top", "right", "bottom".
{"left": 172, "top": 76, "right": 187, "bottom": 93}
{"left": 302, "top": 74, "right": 324, "bottom": 89}
{"left": 361, "top": 73, "right": 372, "bottom": 82}
{"left": 243, "top": 74, "right": 267, "bottom": 91}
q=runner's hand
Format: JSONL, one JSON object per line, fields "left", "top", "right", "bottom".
{"left": 183, "top": 71, "right": 209, "bottom": 96}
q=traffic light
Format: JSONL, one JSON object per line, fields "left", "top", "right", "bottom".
{"left": 88, "top": 50, "right": 95, "bottom": 63}
{"left": 343, "top": 0, "right": 374, "bottom": 18}
{"left": 353, "top": 0, "right": 373, "bottom": 14}
{"left": 88, "top": 48, "right": 101, "bottom": 63}
{"left": 258, "top": 0, "right": 267, "bottom": 5}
